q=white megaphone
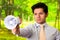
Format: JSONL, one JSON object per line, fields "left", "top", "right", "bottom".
{"left": 4, "top": 15, "right": 20, "bottom": 30}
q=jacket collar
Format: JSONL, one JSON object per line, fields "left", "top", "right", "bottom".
{"left": 35, "top": 22, "right": 48, "bottom": 28}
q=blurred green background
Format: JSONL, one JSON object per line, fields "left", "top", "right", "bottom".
{"left": 0, "top": 0, "right": 60, "bottom": 40}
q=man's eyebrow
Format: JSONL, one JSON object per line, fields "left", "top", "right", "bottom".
{"left": 39, "top": 12, "right": 43, "bottom": 14}
{"left": 34, "top": 13, "right": 37, "bottom": 14}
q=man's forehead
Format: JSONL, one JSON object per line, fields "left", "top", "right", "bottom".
{"left": 34, "top": 8, "right": 44, "bottom": 14}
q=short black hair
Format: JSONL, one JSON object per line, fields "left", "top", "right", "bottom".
{"left": 31, "top": 2, "right": 48, "bottom": 14}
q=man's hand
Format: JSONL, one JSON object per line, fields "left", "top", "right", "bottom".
{"left": 12, "top": 18, "right": 22, "bottom": 35}
{"left": 12, "top": 24, "right": 20, "bottom": 35}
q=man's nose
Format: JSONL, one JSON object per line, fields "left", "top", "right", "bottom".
{"left": 37, "top": 14, "right": 40, "bottom": 18}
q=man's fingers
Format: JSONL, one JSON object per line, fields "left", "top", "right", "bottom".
{"left": 15, "top": 24, "right": 20, "bottom": 34}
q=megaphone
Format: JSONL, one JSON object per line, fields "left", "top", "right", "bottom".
{"left": 4, "top": 15, "right": 20, "bottom": 30}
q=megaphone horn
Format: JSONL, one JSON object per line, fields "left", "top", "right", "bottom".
{"left": 4, "top": 15, "right": 20, "bottom": 30}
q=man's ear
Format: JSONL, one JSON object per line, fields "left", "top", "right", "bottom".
{"left": 45, "top": 13, "right": 48, "bottom": 17}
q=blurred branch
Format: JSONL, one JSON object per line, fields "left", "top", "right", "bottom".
{"left": 55, "top": 0, "right": 60, "bottom": 30}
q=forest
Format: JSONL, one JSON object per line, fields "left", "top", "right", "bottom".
{"left": 0, "top": 0, "right": 60, "bottom": 40}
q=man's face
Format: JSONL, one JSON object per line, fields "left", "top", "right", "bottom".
{"left": 34, "top": 8, "right": 48, "bottom": 24}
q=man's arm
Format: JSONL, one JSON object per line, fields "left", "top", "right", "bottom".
{"left": 12, "top": 24, "right": 33, "bottom": 38}
{"left": 19, "top": 26, "right": 32, "bottom": 38}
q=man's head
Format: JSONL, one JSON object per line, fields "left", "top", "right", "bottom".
{"left": 31, "top": 2, "right": 48, "bottom": 24}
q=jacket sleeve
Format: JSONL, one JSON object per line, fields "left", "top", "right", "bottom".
{"left": 56, "top": 30, "right": 60, "bottom": 40}
{"left": 18, "top": 24, "right": 33, "bottom": 38}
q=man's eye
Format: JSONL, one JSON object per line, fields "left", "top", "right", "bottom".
{"left": 39, "top": 13, "right": 43, "bottom": 15}
{"left": 34, "top": 13, "right": 37, "bottom": 15}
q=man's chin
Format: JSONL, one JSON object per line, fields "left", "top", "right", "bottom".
{"left": 37, "top": 21, "right": 42, "bottom": 24}
{"left": 37, "top": 21, "right": 45, "bottom": 24}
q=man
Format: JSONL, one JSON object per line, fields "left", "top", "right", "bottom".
{"left": 12, "top": 2, "right": 60, "bottom": 40}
